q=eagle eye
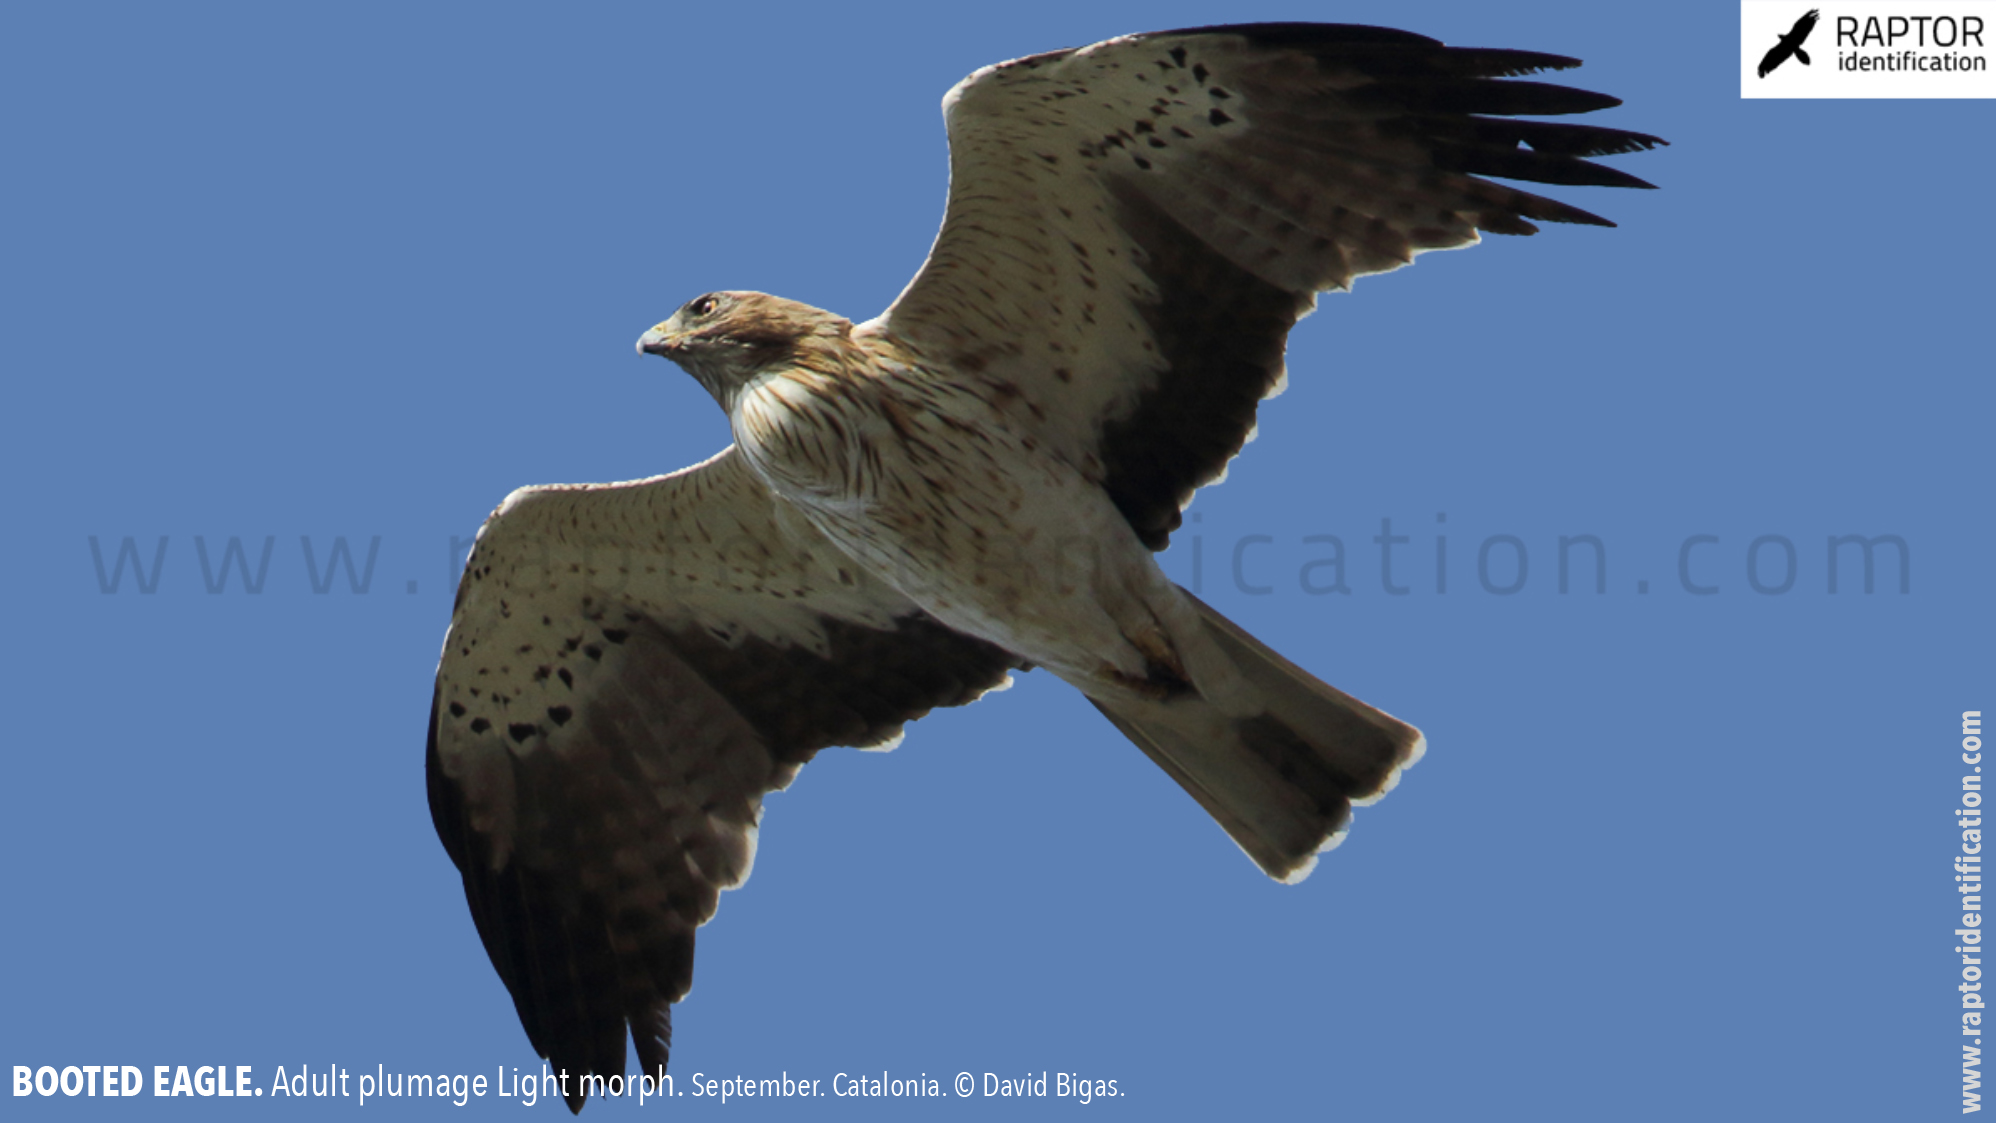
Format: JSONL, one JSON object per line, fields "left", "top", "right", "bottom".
{"left": 689, "top": 295, "right": 720, "bottom": 318}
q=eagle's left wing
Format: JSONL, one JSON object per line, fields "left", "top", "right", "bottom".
{"left": 427, "top": 447, "right": 1020, "bottom": 1109}
{"left": 867, "top": 23, "right": 1663, "bottom": 550}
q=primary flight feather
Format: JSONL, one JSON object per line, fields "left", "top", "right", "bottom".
{"left": 426, "top": 21, "right": 1663, "bottom": 1111}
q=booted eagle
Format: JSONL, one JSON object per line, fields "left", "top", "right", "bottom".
{"left": 427, "top": 21, "right": 1662, "bottom": 1111}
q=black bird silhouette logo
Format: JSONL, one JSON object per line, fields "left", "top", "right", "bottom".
{"left": 1759, "top": 9, "right": 1821, "bottom": 77}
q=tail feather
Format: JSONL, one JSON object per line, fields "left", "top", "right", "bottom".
{"left": 1090, "top": 592, "right": 1424, "bottom": 882}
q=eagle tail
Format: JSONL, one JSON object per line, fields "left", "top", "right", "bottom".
{"left": 1087, "top": 593, "right": 1424, "bottom": 882}
{"left": 1796, "top": 46, "right": 1811, "bottom": 66}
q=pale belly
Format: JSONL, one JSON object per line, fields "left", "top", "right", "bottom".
{"left": 733, "top": 366, "right": 1171, "bottom": 682}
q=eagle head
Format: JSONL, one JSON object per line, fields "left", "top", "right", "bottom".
{"left": 637, "top": 291, "right": 852, "bottom": 409}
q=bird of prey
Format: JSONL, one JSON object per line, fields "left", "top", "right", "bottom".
{"left": 1759, "top": 9, "right": 1820, "bottom": 77}
{"left": 426, "top": 21, "right": 1661, "bottom": 1112}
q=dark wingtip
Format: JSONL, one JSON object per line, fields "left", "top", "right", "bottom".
{"left": 1563, "top": 162, "right": 1660, "bottom": 190}
{"left": 1617, "top": 131, "right": 1671, "bottom": 153}
{"left": 633, "top": 1003, "right": 673, "bottom": 1078}
{"left": 1462, "top": 48, "right": 1583, "bottom": 76}
{"left": 1542, "top": 203, "right": 1618, "bottom": 229}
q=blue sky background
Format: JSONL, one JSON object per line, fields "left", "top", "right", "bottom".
{"left": 3, "top": 1, "right": 1987, "bottom": 1119}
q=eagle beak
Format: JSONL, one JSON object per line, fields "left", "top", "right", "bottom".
{"left": 636, "top": 321, "right": 682, "bottom": 357}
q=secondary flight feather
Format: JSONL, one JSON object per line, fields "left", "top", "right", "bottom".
{"left": 426, "top": 21, "right": 1663, "bottom": 1111}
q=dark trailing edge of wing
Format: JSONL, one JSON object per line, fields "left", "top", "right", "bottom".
{"left": 1098, "top": 182, "right": 1312, "bottom": 551}
{"left": 429, "top": 610, "right": 1020, "bottom": 1112}
{"left": 1093, "top": 25, "right": 1663, "bottom": 551}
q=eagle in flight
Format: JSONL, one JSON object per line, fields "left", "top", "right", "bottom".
{"left": 426, "top": 21, "right": 1661, "bottom": 1111}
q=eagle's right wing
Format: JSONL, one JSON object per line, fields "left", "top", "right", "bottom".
{"left": 427, "top": 446, "right": 1021, "bottom": 1109}
{"left": 869, "top": 23, "right": 1662, "bottom": 550}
